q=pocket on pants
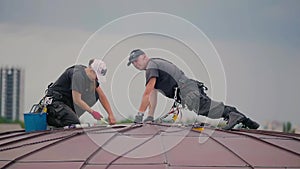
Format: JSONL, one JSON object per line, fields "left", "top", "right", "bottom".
{"left": 48, "top": 102, "right": 65, "bottom": 120}
{"left": 183, "top": 90, "right": 200, "bottom": 112}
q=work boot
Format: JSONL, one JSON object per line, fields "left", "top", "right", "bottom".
{"left": 144, "top": 116, "right": 154, "bottom": 123}
{"left": 242, "top": 118, "right": 260, "bottom": 129}
{"left": 223, "top": 112, "right": 245, "bottom": 130}
{"left": 134, "top": 112, "right": 144, "bottom": 123}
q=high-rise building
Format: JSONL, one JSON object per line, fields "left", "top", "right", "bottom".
{"left": 0, "top": 67, "right": 24, "bottom": 121}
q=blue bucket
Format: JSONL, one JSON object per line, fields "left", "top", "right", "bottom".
{"left": 24, "top": 113, "right": 47, "bottom": 132}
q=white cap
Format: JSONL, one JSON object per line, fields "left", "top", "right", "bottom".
{"left": 91, "top": 59, "right": 107, "bottom": 83}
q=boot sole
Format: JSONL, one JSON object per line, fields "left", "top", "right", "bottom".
{"left": 222, "top": 116, "right": 245, "bottom": 130}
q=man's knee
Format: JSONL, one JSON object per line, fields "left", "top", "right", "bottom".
{"left": 61, "top": 110, "right": 80, "bottom": 126}
{"left": 47, "top": 102, "right": 79, "bottom": 127}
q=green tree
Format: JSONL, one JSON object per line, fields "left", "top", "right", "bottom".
{"left": 283, "top": 121, "right": 295, "bottom": 133}
{"left": 0, "top": 116, "right": 25, "bottom": 129}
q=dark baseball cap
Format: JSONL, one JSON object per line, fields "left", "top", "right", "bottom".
{"left": 127, "top": 49, "right": 145, "bottom": 66}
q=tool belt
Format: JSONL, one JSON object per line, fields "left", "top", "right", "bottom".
{"left": 178, "top": 79, "right": 208, "bottom": 112}
{"left": 46, "top": 89, "right": 63, "bottom": 101}
{"left": 45, "top": 82, "right": 64, "bottom": 102}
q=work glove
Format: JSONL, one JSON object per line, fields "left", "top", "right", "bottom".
{"left": 134, "top": 112, "right": 144, "bottom": 123}
{"left": 143, "top": 116, "right": 154, "bottom": 123}
{"left": 91, "top": 111, "right": 103, "bottom": 120}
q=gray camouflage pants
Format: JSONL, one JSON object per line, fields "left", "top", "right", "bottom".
{"left": 179, "top": 79, "right": 225, "bottom": 119}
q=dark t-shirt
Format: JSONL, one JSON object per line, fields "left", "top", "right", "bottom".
{"left": 49, "top": 65, "right": 99, "bottom": 116}
{"left": 145, "top": 58, "right": 188, "bottom": 98}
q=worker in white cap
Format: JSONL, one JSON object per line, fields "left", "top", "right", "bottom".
{"left": 45, "top": 59, "right": 116, "bottom": 127}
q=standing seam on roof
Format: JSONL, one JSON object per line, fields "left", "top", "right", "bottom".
{"left": 209, "top": 131, "right": 255, "bottom": 169}
{"left": 1, "top": 132, "right": 82, "bottom": 169}
{"left": 223, "top": 129, "right": 300, "bottom": 157}
{"left": 104, "top": 126, "right": 162, "bottom": 169}
{"left": 80, "top": 124, "right": 138, "bottom": 169}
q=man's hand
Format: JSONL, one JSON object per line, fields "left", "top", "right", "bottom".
{"left": 134, "top": 112, "right": 144, "bottom": 123}
{"left": 108, "top": 115, "right": 116, "bottom": 125}
{"left": 91, "top": 111, "right": 103, "bottom": 120}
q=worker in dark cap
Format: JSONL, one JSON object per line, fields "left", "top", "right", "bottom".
{"left": 127, "top": 49, "right": 259, "bottom": 130}
{"left": 45, "top": 59, "right": 116, "bottom": 127}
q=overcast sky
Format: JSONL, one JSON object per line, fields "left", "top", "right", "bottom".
{"left": 0, "top": 0, "right": 299, "bottom": 126}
